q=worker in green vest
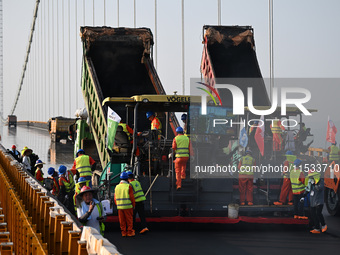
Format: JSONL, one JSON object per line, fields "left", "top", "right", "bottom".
{"left": 70, "top": 149, "right": 95, "bottom": 187}
{"left": 73, "top": 177, "right": 91, "bottom": 211}
{"left": 328, "top": 142, "right": 340, "bottom": 164}
{"left": 172, "top": 127, "right": 191, "bottom": 190}
{"left": 290, "top": 159, "right": 307, "bottom": 219}
{"left": 127, "top": 171, "right": 149, "bottom": 234}
{"left": 238, "top": 150, "right": 256, "bottom": 206}
{"left": 58, "top": 165, "right": 76, "bottom": 215}
{"left": 77, "top": 186, "right": 106, "bottom": 236}
{"left": 114, "top": 172, "right": 136, "bottom": 237}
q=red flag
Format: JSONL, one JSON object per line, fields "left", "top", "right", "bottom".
{"left": 326, "top": 119, "right": 337, "bottom": 143}
{"left": 255, "top": 115, "right": 265, "bottom": 156}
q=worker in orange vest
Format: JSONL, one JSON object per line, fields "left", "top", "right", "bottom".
{"left": 238, "top": 150, "right": 256, "bottom": 206}
{"left": 172, "top": 127, "right": 191, "bottom": 190}
{"left": 146, "top": 111, "right": 162, "bottom": 139}
{"left": 114, "top": 172, "right": 136, "bottom": 237}
{"left": 270, "top": 119, "right": 285, "bottom": 151}
{"left": 274, "top": 151, "right": 295, "bottom": 205}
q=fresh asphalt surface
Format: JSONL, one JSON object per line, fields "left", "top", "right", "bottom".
{"left": 2, "top": 125, "right": 340, "bottom": 255}
{"left": 105, "top": 211, "right": 340, "bottom": 255}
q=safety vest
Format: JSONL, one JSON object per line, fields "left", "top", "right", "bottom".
{"left": 329, "top": 145, "right": 340, "bottom": 161}
{"left": 35, "top": 168, "right": 44, "bottom": 183}
{"left": 239, "top": 155, "right": 255, "bottom": 175}
{"left": 75, "top": 155, "right": 92, "bottom": 178}
{"left": 290, "top": 168, "right": 305, "bottom": 194}
{"left": 115, "top": 182, "right": 133, "bottom": 210}
{"left": 175, "top": 135, "right": 190, "bottom": 158}
{"left": 129, "top": 180, "right": 146, "bottom": 202}
{"left": 60, "top": 171, "right": 75, "bottom": 193}
{"left": 51, "top": 177, "right": 60, "bottom": 195}
{"left": 83, "top": 202, "right": 105, "bottom": 235}
{"left": 119, "top": 123, "right": 132, "bottom": 141}
{"left": 271, "top": 120, "right": 283, "bottom": 134}
{"left": 284, "top": 155, "right": 297, "bottom": 178}
{"left": 151, "top": 117, "right": 162, "bottom": 132}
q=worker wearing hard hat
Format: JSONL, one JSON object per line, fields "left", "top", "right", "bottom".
{"left": 328, "top": 142, "right": 340, "bottom": 164}
{"left": 274, "top": 151, "right": 295, "bottom": 206}
{"left": 114, "top": 172, "right": 136, "bottom": 237}
{"left": 58, "top": 165, "right": 76, "bottom": 215}
{"left": 146, "top": 111, "right": 162, "bottom": 139}
{"left": 172, "top": 126, "right": 191, "bottom": 190}
{"left": 290, "top": 159, "right": 307, "bottom": 219}
{"left": 270, "top": 119, "right": 285, "bottom": 151}
{"left": 74, "top": 177, "right": 91, "bottom": 211}
{"left": 181, "top": 114, "right": 188, "bottom": 134}
{"left": 8, "top": 145, "right": 21, "bottom": 162}
{"left": 238, "top": 150, "right": 256, "bottom": 206}
{"left": 21, "top": 147, "right": 33, "bottom": 175}
{"left": 127, "top": 171, "right": 149, "bottom": 234}
{"left": 70, "top": 149, "right": 95, "bottom": 187}
{"left": 47, "top": 167, "right": 60, "bottom": 196}
{"left": 34, "top": 159, "right": 45, "bottom": 184}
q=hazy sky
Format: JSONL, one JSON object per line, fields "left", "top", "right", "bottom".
{"left": 3, "top": 0, "right": 340, "bottom": 148}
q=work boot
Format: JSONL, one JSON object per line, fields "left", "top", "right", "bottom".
{"left": 121, "top": 232, "right": 127, "bottom": 237}
{"left": 247, "top": 202, "right": 253, "bottom": 206}
{"left": 176, "top": 186, "right": 181, "bottom": 190}
{"left": 240, "top": 202, "right": 245, "bottom": 206}
{"left": 294, "top": 215, "right": 299, "bottom": 219}
{"left": 273, "top": 201, "right": 283, "bottom": 205}
{"left": 310, "top": 229, "right": 321, "bottom": 234}
{"left": 127, "top": 233, "right": 136, "bottom": 237}
{"left": 140, "top": 227, "right": 149, "bottom": 234}
{"left": 322, "top": 225, "right": 328, "bottom": 233}
{"left": 298, "top": 216, "right": 308, "bottom": 220}
{"left": 288, "top": 202, "right": 293, "bottom": 205}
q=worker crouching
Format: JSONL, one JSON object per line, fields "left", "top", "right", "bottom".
{"left": 238, "top": 150, "right": 256, "bottom": 206}
{"left": 114, "top": 172, "right": 136, "bottom": 237}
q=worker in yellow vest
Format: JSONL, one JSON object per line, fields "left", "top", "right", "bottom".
{"left": 270, "top": 119, "right": 285, "bottom": 151}
{"left": 328, "top": 142, "right": 340, "bottom": 164}
{"left": 274, "top": 151, "right": 295, "bottom": 205}
{"left": 70, "top": 149, "right": 95, "bottom": 187}
{"left": 73, "top": 177, "right": 91, "bottom": 211}
{"left": 58, "top": 165, "right": 76, "bottom": 215}
{"left": 127, "top": 171, "right": 149, "bottom": 234}
{"left": 238, "top": 150, "right": 256, "bottom": 205}
{"left": 290, "top": 159, "right": 307, "bottom": 219}
{"left": 114, "top": 172, "right": 136, "bottom": 237}
{"left": 172, "top": 127, "right": 191, "bottom": 190}
{"left": 77, "top": 186, "right": 106, "bottom": 236}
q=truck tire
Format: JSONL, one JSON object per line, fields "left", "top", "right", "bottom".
{"left": 325, "top": 187, "right": 340, "bottom": 216}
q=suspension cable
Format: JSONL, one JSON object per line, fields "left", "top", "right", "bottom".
{"left": 10, "top": 0, "right": 40, "bottom": 115}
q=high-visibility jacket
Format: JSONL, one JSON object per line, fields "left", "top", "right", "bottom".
{"left": 284, "top": 155, "right": 297, "bottom": 178}
{"left": 51, "top": 177, "right": 60, "bottom": 196}
{"left": 290, "top": 168, "right": 305, "bottom": 194}
{"left": 115, "top": 182, "right": 133, "bottom": 209}
{"left": 59, "top": 170, "right": 75, "bottom": 193}
{"left": 239, "top": 155, "right": 255, "bottom": 175}
{"left": 129, "top": 180, "right": 146, "bottom": 202}
{"left": 174, "top": 135, "right": 190, "bottom": 158}
{"left": 151, "top": 117, "right": 162, "bottom": 132}
{"left": 35, "top": 168, "right": 44, "bottom": 183}
{"left": 271, "top": 120, "right": 284, "bottom": 134}
{"left": 119, "top": 123, "right": 133, "bottom": 141}
{"left": 75, "top": 155, "right": 92, "bottom": 178}
{"left": 329, "top": 145, "right": 340, "bottom": 161}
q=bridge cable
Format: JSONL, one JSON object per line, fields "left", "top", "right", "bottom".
{"left": 104, "top": 0, "right": 106, "bottom": 26}
{"left": 10, "top": 0, "right": 41, "bottom": 115}
{"left": 154, "top": 0, "right": 157, "bottom": 69}
{"left": 69, "top": 0, "right": 71, "bottom": 117}
{"left": 117, "top": 0, "right": 120, "bottom": 26}
{"left": 62, "top": 0, "right": 65, "bottom": 115}
{"left": 75, "top": 0, "right": 78, "bottom": 108}
{"left": 181, "top": 0, "right": 185, "bottom": 94}
{"left": 57, "top": 0, "right": 60, "bottom": 116}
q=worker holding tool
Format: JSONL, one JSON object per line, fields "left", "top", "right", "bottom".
{"left": 34, "top": 159, "right": 45, "bottom": 184}
{"left": 290, "top": 159, "right": 307, "bottom": 219}
{"left": 238, "top": 150, "right": 256, "bottom": 206}
{"left": 301, "top": 169, "right": 327, "bottom": 234}
{"left": 114, "top": 172, "right": 136, "bottom": 237}
{"left": 127, "top": 171, "right": 149, "bottom": 234}
{"left": 146, "top": 111, "right": 162, "bottom": 139}
{"left": 70, "top": 149, "right": 95, "bottom": 187}
{"left": 274, "top": 151, "right": 295, "bottom": 205}
{"left": 270, "top": 119, "right": 285, "bottom": 151}
{"left": 171, "top": 127, "right": 191, "bottom": 190}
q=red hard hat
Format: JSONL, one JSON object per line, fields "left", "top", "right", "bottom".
{"left": 80, "top": 186, "right": 92, "bottom": 193}
{"left": 12, "top": 145, "right": 16, "bottom": 149}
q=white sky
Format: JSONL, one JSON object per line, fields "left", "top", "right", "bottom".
{"left": 2, "top": 0, "right": 340, "bottom": 148}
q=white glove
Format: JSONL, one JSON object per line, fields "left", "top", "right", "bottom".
{"left": 300, "top": 197, "right": 305, "bottom": 202}
{"left": 168, "top": 153, "right": 172, "bottom": 159}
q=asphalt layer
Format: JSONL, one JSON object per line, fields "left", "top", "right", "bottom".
{"left": 104, "top": 212, "right": 340, "bottom": 255}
